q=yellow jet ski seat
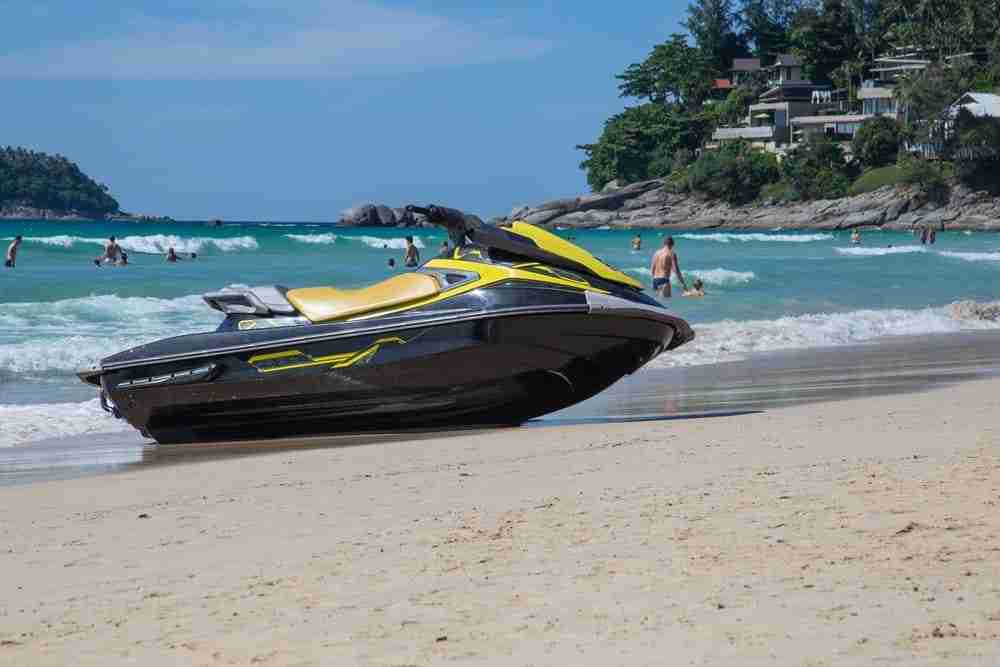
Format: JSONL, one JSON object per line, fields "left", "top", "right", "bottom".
{"left": 286, "top": 272, "right": 441, "bottom": 323}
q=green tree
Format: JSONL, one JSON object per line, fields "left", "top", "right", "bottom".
{"left": 953, "top": 108, "right": 1000, "bottom": 193}
{"left": 881, "top": 0, "right": 990, "bottom": 57}
{"left": 617, "top": 34, "right": 713, "bottom": 108}
{"left": 790, "top": 0, "right": 860, "bottom": 83}
{"left": 684, "top": 0, "right": 747, "bottom": 76}
{"left": 577, "top": 105, "right": 710, "bottom": 190}
{"left": 893, "top": 61, "right": 976, "bottom": 140}
{"left": 852, "top": 116, "right": 905, "bottom": 168}
{"left": 0, "top": 147, "right": 119, "bottom": 216}
{"left": 781, "top": 135, "right": 857, "bottom": 199}
{"left": 686, "top": 141, "right": 781, "bottom": 204}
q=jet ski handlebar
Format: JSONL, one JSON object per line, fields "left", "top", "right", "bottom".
{"left": 405, "top": 204, "right": 471, "bottom": 230}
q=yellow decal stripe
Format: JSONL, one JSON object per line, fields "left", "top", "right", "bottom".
{"left": 251, "top": 337, "right": 408, "bottom": 373}
{"left": 249, "top": 349, "right": 304, "bottom": 363}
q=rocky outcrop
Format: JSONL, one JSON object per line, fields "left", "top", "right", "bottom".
{"left": 338, "top": 182, "right": 1000, "bottom": 231}
{"left": 497, "top": 181, "right": 1000, "bottom": 232}
{"left": 0, "top": 204, "right": 171, "bottom": 222}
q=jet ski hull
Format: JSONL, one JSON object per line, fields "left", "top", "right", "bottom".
{"left": 92, "top": 306, "right": 688, "bottom": 444}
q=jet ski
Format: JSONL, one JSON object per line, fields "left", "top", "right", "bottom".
{"left": 78, "top": 205, "right": 694, "bottom": 444}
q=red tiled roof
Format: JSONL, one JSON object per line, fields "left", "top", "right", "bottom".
{"left": 713, "top": 79, "right": 734, "bottom": 89}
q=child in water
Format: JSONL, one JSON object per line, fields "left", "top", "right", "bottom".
{"left": 682, "top": 278, "right": 705, "bottom": 297}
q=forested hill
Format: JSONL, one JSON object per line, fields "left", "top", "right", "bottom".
{"left": 0, "top": 147, "right": 119, "bottom": 217}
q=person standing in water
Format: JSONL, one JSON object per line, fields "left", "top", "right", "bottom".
{"left": 165, "top": 247, "right": 181, "bottom": 262}
{"left": 650, "top": 236, "right": 688, "bottom": 298}
{"left": 5, "top": 235, "right": 22, "bottom": 268}
{"left": 403, "top": 236, "right": 420, "bottom": 268}
{"left": 851, "top": 229, "right": 861, "bottom": 245}
{"left": 631, "top": 233, "right": 642, "bottom": 251}
{"left": 99, "top": 236, "right": 121, "bottom": 264}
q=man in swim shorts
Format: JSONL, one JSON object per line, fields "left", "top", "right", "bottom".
{"left": 403, "top": 236, "right": 420, "bottom": 268}
{"left": 5, "top": 235, "right": 22, "bottom": 268}
{"left": 650, "top": 236, "right": 688, "bottom": 298}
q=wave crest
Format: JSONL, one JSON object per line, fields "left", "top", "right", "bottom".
{"left": 678, "top": 232, "right": 834, "bottom": 243}
{"left": 654, "top": 302, "right": 1000, "bottom": 368}
{"left": 12, "top": 234, "right": 258, "bottom": 254}
{"left": 0, "top": 399, "right": 132, "bottom": 447}
{"left": 835, "top": 245, "right": 925, "bottom": 256}
{"left": 285, "top": 234, "right": 425, "bottom": 249}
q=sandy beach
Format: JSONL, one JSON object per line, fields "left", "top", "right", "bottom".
{"left": 2, "top": 374, "right": 1000, "bottom": 665}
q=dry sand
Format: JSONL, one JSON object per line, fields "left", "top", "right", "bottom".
{"left": 2, "top": 378, "right": 1000, "bottom": 666}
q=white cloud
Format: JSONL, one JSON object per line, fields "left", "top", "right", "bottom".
{"left": 0, "top": 1, "right": 553, "bottom": 79}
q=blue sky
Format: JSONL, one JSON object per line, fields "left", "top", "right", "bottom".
{"left": 1, "top": 1, "right": 686, "bottom": 220}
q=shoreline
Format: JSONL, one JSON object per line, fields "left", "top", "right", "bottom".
{"left": 4, "top": 329, "right": 1000, "bottom": 487}
{"left": 3, "top": 370, "right": 1000, "bottom": 663}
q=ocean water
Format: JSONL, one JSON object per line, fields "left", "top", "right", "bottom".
{"left": 3, "top": 219, "right": 1000, "bottom": 447}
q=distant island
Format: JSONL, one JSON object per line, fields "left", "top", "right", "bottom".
{"left": 0, "top": 146, "right": 170, "bottom": 221}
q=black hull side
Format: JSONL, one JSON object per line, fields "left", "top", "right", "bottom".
{"left": 102, "top": 312, "right": 675, "bottom": 444}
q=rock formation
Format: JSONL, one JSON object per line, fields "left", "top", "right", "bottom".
{"left": 497, "top": 181, "right": 1000, "bottom": 232}
{"left": 339, "top": 182, "right": 1000, "bottom": 231}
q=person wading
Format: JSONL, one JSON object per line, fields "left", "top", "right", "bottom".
{"left": 650, "top": 236, "right": 688, "bottom": 298}
{"left": 5, "top": 235, "right": 22, "bottom": 268}
{"left": 403, "top": 236, "right": 420, "bottom": 268}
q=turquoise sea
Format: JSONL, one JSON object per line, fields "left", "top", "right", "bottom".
{"left": 3, "top": 219, "right": 1000, "bottom": 447}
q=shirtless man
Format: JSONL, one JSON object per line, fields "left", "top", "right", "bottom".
{"left": 98, "top": 236, "right": 121, "bottom": 264}
{"left": 631, "top": 233, "right": 642, "bottom": 251}
{"left": 5, "top": 235, "right": 22, "bottom": 268}
{"left": 650, "top": 236, "right": 688, "bottom": 298}
{"left": 403, "top": 236, "right": 420, "bottom": 268}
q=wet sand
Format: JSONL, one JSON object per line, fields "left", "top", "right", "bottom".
{"left": 3, "top": 331, "right": 1000, "bottom": 487}
{"left": 3, "top": 370, "right": 1000, "bottom": 664}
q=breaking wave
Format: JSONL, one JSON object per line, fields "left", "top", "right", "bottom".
{"left": 625, "top": 267, "right": 755, "bottom": 286}
{"left": 689, "top": 268, "right": 755, "bottom": 286}
{"left": 12, "top": 234, "right": 258, "bottom": 254}
{"left": 0, "top": 294, "right": 218, "bottom": 375}
{"left": 285, "top": 234, "right": 426, "bottom": 249}
{"left": 835, "top": 245, "right": 926, "bottom": 256}
{"left": 937, "top": 250, "right": 1000, "bottom": 262}
{"left": 0, "top": 399, "right": 133, "bottom": 447}
{"left": 653, "top": 303, "right": 1000, "bottom": 368}
{"left": 678, "top": 232, "right": 834, "bottom": 243}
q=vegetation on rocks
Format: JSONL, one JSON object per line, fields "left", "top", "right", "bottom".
{"left": 685, "top": 140, "right": 780, "bottom": 204}
{"left": 0, "top": 147, "right": 119, "bottom": 216}
{"left": 578, "top": 0, "right": 1000, "bottom": 206}
{"left": 851, "top": 117, "right": 906, "bottom": 169}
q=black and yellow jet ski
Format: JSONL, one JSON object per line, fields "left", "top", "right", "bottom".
{"left": 78, "top": 206, "right": 693, "bottom": 444}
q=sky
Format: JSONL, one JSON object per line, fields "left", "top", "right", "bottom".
{"left": 0, "top": 1, "right": 687, "bottom": 221}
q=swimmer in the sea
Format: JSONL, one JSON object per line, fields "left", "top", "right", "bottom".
{"left": 682, "top": 278, "right": 705, "bottom": 298}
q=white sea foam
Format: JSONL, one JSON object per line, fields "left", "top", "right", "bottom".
{"left": 285, "top": 233, "right": 340, "bottom": 244}
{"left": 285, "top": 233, "right": 426, "bottom": 249}
{"left": 937, "top": 250, "right": 1000, "bottom": 262}
{"left": 0, "top": 295, "right": 218, "bottom": 374}
{"left": 835, "top": 245, "right": 926, "bottom": 256}
{"left": 0, "top": 399, "right": 133, "bottom": 447}
{"left": 14, "top": 234, "right": 258, "bottom": 253}
{"left": 678, "top": 232, "right": 834, "bottom": 243}
{"left": 626, "top": 266, "right": 755, "bottom": 286}
{"left": 689, "top": 268, "right": 755, "bottom": 286}
{"left": 652, "top": 304, "right": 1000, "bottom": 368}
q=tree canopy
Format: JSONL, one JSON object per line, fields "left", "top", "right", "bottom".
{"left": 578, "top": 0, "right": 1000, "bottom": 196}
{"left": 0, "top": 147, "right": 119, "bottom": 216}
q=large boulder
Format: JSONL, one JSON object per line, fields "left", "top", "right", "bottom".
{"left": 374, "top": 204, "right": 397, "bottom": 226}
